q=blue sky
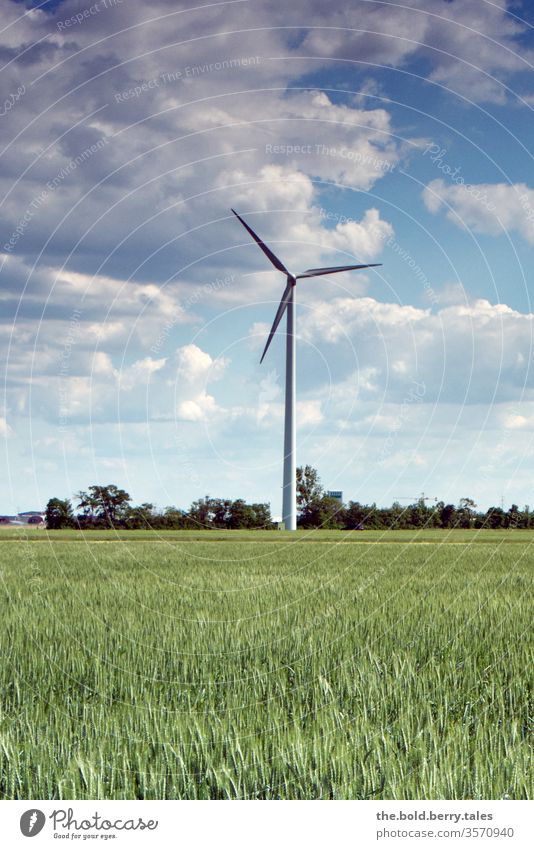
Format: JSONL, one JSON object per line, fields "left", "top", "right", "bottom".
{"left": 2, "top": 0, "right": 534, "bottom": 515}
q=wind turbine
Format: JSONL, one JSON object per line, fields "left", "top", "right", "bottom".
{"left": 232, "top": 209, "right": 381, "bottom": 530}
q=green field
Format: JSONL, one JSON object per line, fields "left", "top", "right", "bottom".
{"left": 0, "top": 529, "right": 532, "bottom": 799}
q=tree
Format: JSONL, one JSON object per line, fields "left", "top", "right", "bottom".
{"left": 296, "top": 465, "right": 323, "bottom": 514}
{"left": 75, "top": 489, "right": 98, "bottom": 522}
{"left": 297, "top": 465, "right": 346, "bottom": 528}
{"left": 126, "top": 503, "right": 156, "bottom": 529}
{"left": 225, "top": 499, "right": 272, "bottom": 529}
{"left": 227, "top": 499, "right": 256, "bottom": 529}
{"left": 387, "top": 501, "right": 406, "bottom": 530}
{"left": 188, "top": 496, "right": 215, "bottom": 528}
{"left": 506, "top": 504, "right": 521, "bottom": 529}
{"left": 458, "top": 497, "right": 477, "bottom": 528}
{"left": 212, "top": 498, "right": 232, "bottom": 528}
{"left": 187, "top": 496, "right": 272, "bottom": 529}
{"left": 45, "top": 497, "right": 74, "bottom": 529}
{"left": 439, "top": 503, "right": 458, "bottom": 528}
{"left": 162, "top": 506, "right": 193, "bottom": 529}
{"left": 250, "top": 502, "right": 272, "bottom": 528}
{"left": 76, "top": 484, "right": 131, "bottom": 527}
{"left": 344, "top": 501, "right": 366, "bottom": 530}
{"left": 482, "top": 507, "right": 505, "bottom": 529}
{"left": 299, "top": 495, "right": 344, "bottom": 529}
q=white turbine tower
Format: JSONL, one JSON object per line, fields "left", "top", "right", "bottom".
{"left": 232, "top": 209, "right": 381, "bottom": 530}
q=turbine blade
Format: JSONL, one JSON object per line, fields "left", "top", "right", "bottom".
{"left": 231, "top": 209, "right": 290, "bottom": 275}
{"left": 260, "top": 281, "right": 292, "bottom": 364}
{"left": 296, "top": 263, "right": 382, "bottom": 279}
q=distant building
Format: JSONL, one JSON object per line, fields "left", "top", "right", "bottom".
{"left": 326, "top": 491, "right": 343, "bottom": 504}
{"left": 18, "top": 511, "right": 45, "bottom": 522}
{"left": 0, "top": 511, "right": 45, "bottom": 526}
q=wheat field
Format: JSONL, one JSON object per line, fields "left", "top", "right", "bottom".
{"left": 0, "top": 529, "right": 531, "bottom": 799}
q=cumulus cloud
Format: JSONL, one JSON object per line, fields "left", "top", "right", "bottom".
{"left": 298, "top": 0, "right": 532, "bottom": 104}
{"left": 229, "top": 186, "right": 392, "bottom": 278}
{"left": 6, "top": 342, "right": 228, "bottom": 428}
{"left": 24, "top": 292, "right": 528, "bottom": 430}
{"left": 117, "top": 356, "right": 166, "bottom": 391}
{"left": 502, "top": 411, "right": 534, "bottom": 430}
{"left": 300, "top": 296, "right": 534, "bottom": 406}
{"left": 176, "top": 344, "right": 227, "bottom": 384}
{"left": 1, "top": 0, "right": 532, "bottom": 511}
{"left": 423, "top": 179, "right": 534, "bottom": 244}
{"left": 0, "top": 416, "right": 13, "bottom": 437}
{"left": 297, "top": 399, "right": 323, "bottom": 427}
{"left": 178, "top": 392, "right": 219, "bottom": 422}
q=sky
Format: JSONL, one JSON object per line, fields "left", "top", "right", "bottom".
{"left": 1, "top": 0, "right": 534, "bottom": 515}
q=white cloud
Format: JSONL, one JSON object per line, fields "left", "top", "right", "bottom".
{"left": 92, "top": 351, "right": 115, "bottom": 375}
{"left": 222, "top": 164, "right": 315, "bottom": 212}
{"left": 174, "top": 345, "right": 228, "bottom": 422}
{"left": 176, "top": 344, "right": 227, "bottom": 384}
{"left": 293, "top": 208, "right": 393, "bottom": 263}
{"left": 117, "top": 356, "right": 166, "bottom": 391}
{"left": 297, "top": 399, "right": 323, "bottom": 427}
{"left": 0, "top": 256, "right": 190, "bottom": 353}
{"left": 300, "top": 295, "right": 534, "bottom": 406}
{"left": 8, "top": 345, "right": 227, "bottom": 427}
{"left": 178, "top": 393, "right": 219, "bottom": 422}
{"left": 299, "top": 0, "right": 532, "bottom": 104}
{"left": 2, "top": 0, "right": 533, "bottom": 513}
{"left": 423, "top": 179, "right": 534, "bottom": 243}
{"left": 86, "top": 321, "right": 126, "bottom": 342}
{"left": 0, "top": 417, "right": 13, "bottom": 437}
{"left": 502, "top": 412, "right": 534, "bottom": 430}
{"left": 227, "top": 183, "right": 392, "bottom": 286}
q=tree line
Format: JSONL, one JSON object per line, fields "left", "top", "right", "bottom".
{"left": 45, "top": 486, "right": 272, "bottom": 530}
{"left": 44, "top": 469, "right": 532, "bottom": 530}
{"left": 296, "top": 466, "right": 532, "bottom": 529}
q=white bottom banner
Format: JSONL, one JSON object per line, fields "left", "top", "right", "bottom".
{"left": 1, "top": 799, "right": 532, "bottom": 848}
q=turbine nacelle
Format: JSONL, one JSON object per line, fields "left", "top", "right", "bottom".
{"left": 231, "top": 208, "right": 381, "bottom": 362}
